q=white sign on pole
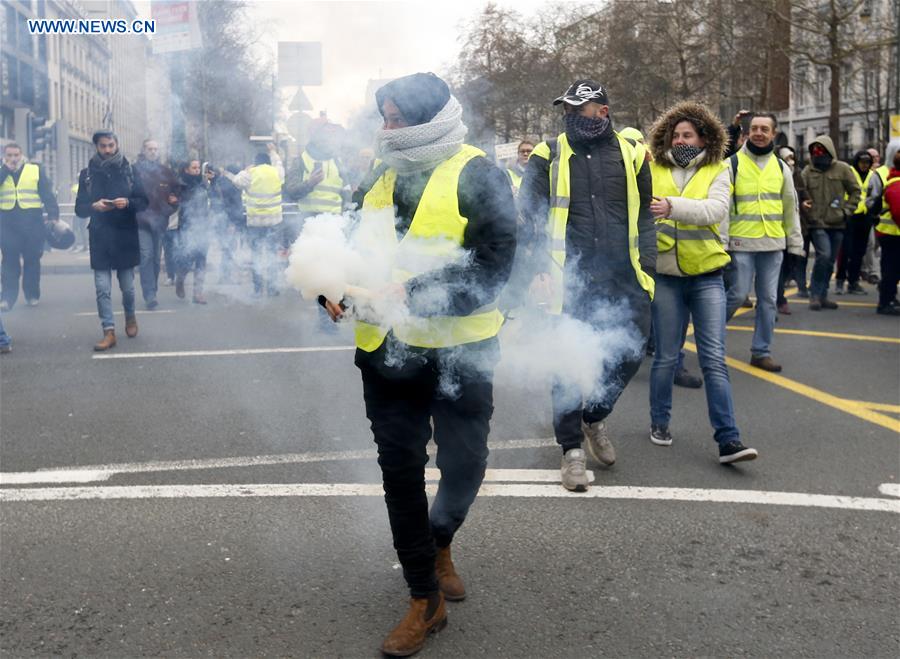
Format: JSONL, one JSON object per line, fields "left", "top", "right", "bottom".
{"left": 494, "top": 141, "right": 520, "bottom": 162}
{"left": 278, "top": 42, "right": 323, "bottom": 87}
{"left": 151, "top": 1, "right": 202, "bottom": 54}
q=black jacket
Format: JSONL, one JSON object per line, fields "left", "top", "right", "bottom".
{"left": 176, "top": 173, "right": 210, "bottom": 252}
{"left": 351, "top": 154, "right": 518, "bottom": 318}
{"left": 518, "top": 127, "right": 655, "bottom": 300}
{"left": 0, "top": 163, "right": 60, "bottom": 223}
{"left": 75, "top": 156, "right": 148, "bottom": 271}
{"left": 210, "top": 175, "right": 244, "bottom": 227}
{"left": 133, "top": 156, "right": 179, "bottom": 232}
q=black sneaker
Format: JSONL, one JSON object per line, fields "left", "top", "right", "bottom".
{"left": 674, "top": 367, "right": 703, "bottom": 389}
{"left": 877, "top": 303, "right": 900, "bottom": 316}
{"left": 846, "top": 283, "right": 867, "bottom": 295}
{"left": 719, "top": 441, "right": 758, "bottom": 464}
{"left": 650, "top": 425, "right": 673, "bottom": 447}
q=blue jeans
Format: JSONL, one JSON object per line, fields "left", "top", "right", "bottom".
{"left": 809, "top": 228, "right": 844, "bottom": 300}
{"left": 138, "top": 227, "right": 163, "bottom": 303}
{"left": 725, "top": 250, "right": 783, "bottom": 358}
{"left": 0, "top": 312, "right": 10, "bottom": 349}
{"left": 651, "top": 273, "right": 740, "bottom": 445}
{"left": 94, "top": 268, "right": 135, "bottom": 330}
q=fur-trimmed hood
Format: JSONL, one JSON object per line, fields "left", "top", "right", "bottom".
{"left": 648, "top": 101, "right": 727, "bottom": 168}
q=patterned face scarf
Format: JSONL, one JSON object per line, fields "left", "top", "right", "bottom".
{"left": 564, "top": 112, "right": 610, "bottom": 144}
{"left": 374, "top": 96, "right": 467, "bottom": 174}
{"left": 670, "top": 144, "right": 703, "bottom": 167}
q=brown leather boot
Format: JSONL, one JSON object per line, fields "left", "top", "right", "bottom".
{"left": 94, "top": 329, "right": 116, "bottom": 352}
{"left": 435, "top": 546, "right": 466, "bottom": 601}
{"left": 125, "top": 315, "right": 138, "bottom": 338}
{"left": 380, "top": 594, "right": 447, "bottom": 657}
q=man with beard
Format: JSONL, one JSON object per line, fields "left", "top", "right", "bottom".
{"left": 133, "top": 139, "right": 179, "bottom": 309}
{"left": 321, "top": 72, "right": 516, "bottom": 656}
{"left": 75, "top": 131, "right": 148, "bottom": 350}
{"left": 722, "top": 113, "right": 804, "bottom": 373}
{"left": 518, "top": 79, "right": 657, "bottom": 491}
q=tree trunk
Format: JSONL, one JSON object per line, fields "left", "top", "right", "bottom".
{"left": 829, "top": 61, "right": 841, "bottom": 154}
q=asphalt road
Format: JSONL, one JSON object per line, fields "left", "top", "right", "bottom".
{"left": 1, "top": 268, "right": 898, "bottom": 658}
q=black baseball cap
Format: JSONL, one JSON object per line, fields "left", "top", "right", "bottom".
{"left": 553, "top": 79, "right": 609, "bottom": 107}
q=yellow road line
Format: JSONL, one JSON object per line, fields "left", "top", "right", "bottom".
{"left": 726, "top": 326, "right": 900, "bottom": 344}
{"left": 827, "top": 300, "right": 879, "bottom": 308}
{"left": 682, "top": 342, "right": 900, "bottom": 433}
{"left": 843, "top": 400, "right": 900, "bottom": 413}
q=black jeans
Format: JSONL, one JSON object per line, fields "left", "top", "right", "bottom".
{"left": 552, "top": 286, "right": 651, "bottom": 452}
{"left": 836, "top": 214, "right": 872, "bottom": 286}
{"left": 0, "top": 216, "right": 44, "bottom": 308}
{"left": 878, "top": 234, "right": 900, "bottom": 308}
{"left": 357, "top": 336, "right": 498, "bottom": 598}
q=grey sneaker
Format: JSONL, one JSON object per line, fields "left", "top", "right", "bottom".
{"left": 650, "top": 424, "right": 673, "bottom": 446}
{"left": 583, "top": 420, "right": 616, "bottom": 466}
{"left": 561, "top": 448, "right": 590, "bottom": 492}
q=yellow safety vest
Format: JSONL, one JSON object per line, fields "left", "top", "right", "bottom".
{"left": 507, "top": 167, "right": 523, "bottom": 194}
{"left": 0, "top": 163, "right": 41, "bottom": 211}
{"left": 876, "top": 165, "right": 892, "bottom": 224}
{"left": 245, "top": 164, "right": 282, "bottom": 227}
{"left": 297, "top": 152, "right": 343, "bottom": 215}
{"left": 730, "top": 151, "right": 785, "bottom": 239}
{"left": 650, "top": 161, "right": 731, "bottom": 276}
{"left": 354, "top": 144, "right": 505, "bottom": 352}
{"left": 532, "top": 132, "right": 654, "bottom": 314}
{"left": 848, "top": 168, "right": 872, "bottom": 216}
{"left": 876, "top": 176, "right": 900, "bottom": 236}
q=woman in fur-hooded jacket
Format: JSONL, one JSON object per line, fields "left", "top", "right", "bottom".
{"left": 644, "top": 101, "right": 757, "bottom": 465}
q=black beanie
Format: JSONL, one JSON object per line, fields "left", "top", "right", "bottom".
{"left": 375, "top": 73, "right": 451, "bottom": 126}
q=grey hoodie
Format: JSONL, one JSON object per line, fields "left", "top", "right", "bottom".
{"left": 800, "top": 135, "right": 861, "bottom": 230}
{"left": 866, "top": 138, "right": 900, "bottom": 214}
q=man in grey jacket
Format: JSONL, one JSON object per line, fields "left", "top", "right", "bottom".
{"left": 722, "top": 113, "right": 804, "bottom": 373}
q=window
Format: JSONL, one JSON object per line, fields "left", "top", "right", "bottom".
{"left": 20, "top": 62, "right": 34, "bottom": 106}
{"left": 38, "top": 35, "right": 46, "bottom": 62}
{"left": 17, "top": 11, "right": 32, "bottom": 57}
{"left": 5, "top": 6, "right": 17, "bottom": 50}
{"left": 1, "top": 54, "right": 16, "bottom": 102}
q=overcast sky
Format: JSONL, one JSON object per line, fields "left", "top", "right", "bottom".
{"left": 247, "top": 0, "right": 556, "bottom": 124}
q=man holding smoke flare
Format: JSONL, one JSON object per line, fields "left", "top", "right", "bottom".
{"left": 321, "top": 72, "right": 516, "bottom": 656}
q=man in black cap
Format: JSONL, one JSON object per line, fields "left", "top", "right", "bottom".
{"left": 519, "top": 79, "right": 656, "bottom": 491}
{"left": 322, "top": 72, "right": 516, "bottom": 656}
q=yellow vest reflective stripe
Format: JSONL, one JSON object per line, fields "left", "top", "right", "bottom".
{"left": 297, "top": 152, "right": 343, "bottom": 214}
{"left": 0, "top": 163, "right": 41, "bottom": 210}
{"left": 730, "top": 151, "right": 785, "bottom": 239}
{"left": 246, "top": 164, "right": 282, "bottom": 224}
{"left": 540, "top": 132, "right": 654, "bottom": 314}
{"left": 876, "top": 177, "right": 900, "bottom": 236}
{"left": 354, "top": 144, "right": 505, "bottom": 352}
{"left": 848, "top": 168, "right": 872, "bottom": 215}
{"left": 650, "top": 161, "right": 731, "bottom": 275}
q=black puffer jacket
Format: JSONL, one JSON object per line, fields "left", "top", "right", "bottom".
{"left": 519, "top": 123, "right": 656, "bottom": 297}
{"left": 75, "top": 155, "right": 148, "bottom": 271}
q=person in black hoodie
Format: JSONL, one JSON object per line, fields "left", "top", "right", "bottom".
{"left": 174, "top": 159, "right": 210, "bottom": 304}
{"left": 209, "top": 164, "right": 245, "bottom": 284}
{"left": 75, "top": 130, "right": 148, "bottom": 351}
{"left": 834, "top": 150, "right": 875, "bottom": 295}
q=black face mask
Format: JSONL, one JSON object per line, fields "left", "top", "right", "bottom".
{"left": 746, "top": 140, "right": 775, "bottom": 156}
{"left": 671, "top": 144, "right": 703, "bottom": 167}
{"left": 812, "top": 154, "right": 833, "bottom": 171}
{"left": 564, "top": 112, "right": 611, "bottom": 144}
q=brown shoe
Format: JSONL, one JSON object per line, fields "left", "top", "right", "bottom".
{"left": 380, "top": 595, "right": 447, "bottom": 657}
{"left": 777, "top": 302, "right": 791, "bottom": 315}
{"left": 93, "top": 329, "right": 116, "bottom": 351}
{"left": 125, "top": 315, "right": 138, "bottom": 338}
{"left": 820, "top": 297, "right": 839, "bottom": 310}
{"left": 435, "top": 546, "right": 466, "bottom": 601}
{"left": 809, "top": 300, "right": 822, "bottom": 311}
{"left": 750, "top": 355, "right": 782, "bottom": 373}
{"left": 175, "top": 276, "right": 185, "bottom": 299}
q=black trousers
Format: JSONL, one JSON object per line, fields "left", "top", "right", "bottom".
{"left": 0, "top": 216, "right": 44, "bottom": 308}
{"left": 878, "top": 234, "right": 900, "bottom": 308}
{"left": 357, "top": 336, "right": 498, "bottom": 598}
{"left": 552, "top": 286, "right": 651, "bottom": 452}
{"left": 836, "top": 214, "right": 872, "bottom": 286}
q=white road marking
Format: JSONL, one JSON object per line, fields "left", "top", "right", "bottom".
{"left": 878, "top": 483, "right": 900, "bottom": 498}
{"left": 92, "top": 345, "right": 356, "bottom": 359}
{"left": 426, "top": 468, "right": 594, "bottom": 484}
{"left": 0, "top": 470, "right": 113, "bottom": 485}
{"left": 1, "top": 483, "right": 897, "bottom": 513}
{"left": 0, "top": 438, "right": 559, "bottom": 483}
{"left": 75, "top": 310, "right": 176, "bottom": 316}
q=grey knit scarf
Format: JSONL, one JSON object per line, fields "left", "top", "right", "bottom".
{"left": 374, "top": 96, "right": 467, "bottom": 174}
